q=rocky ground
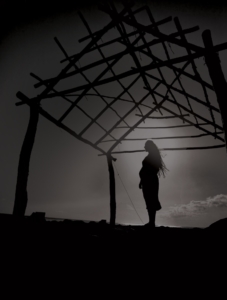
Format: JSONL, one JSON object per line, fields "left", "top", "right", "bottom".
{"left": 1, "top": 212, "right": 226, "bottom": 251}
{"left": 1, "top": 212, "right": 226, "bottom": 286}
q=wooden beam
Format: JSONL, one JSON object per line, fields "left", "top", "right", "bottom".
{"left": 135, "top": 98, "right": 223, "bottom": 141}
{"left": 202, "top": 30, "right": 227, "bottom": 151}
{"left": 174, "top": 17, "right": 216, "bottom": 133}
{"left": 35, "top": 50, "right": 220, "bottom": 100}
{"left": 100, "top": 132, "right": 223, "bottom": 143}
{"left": 141, "top": 49, "right": 214, "bottom": 91}
{"left": 162, "top": 104, "right": 224, "bottom": 142}
{"left": 110, "top": 4, "right": 164, "bottom": 115}
{"left": 124, "top": 132, "right": 224, "bottom": 140}
{"left": 58, "top": 34, "right": 145, "bottom": 123}
{"left": 98, "top": 144, "right": 226, "bottom": 155}
{"left": 107, "top": 154, "right": 116, "bottom": 226}
{"left": 35, "top": 38, "right": 227, "bottom": 91}
{"left": 34, "top": 47, "right": 133, "bottom": 88}
{"left": 78, "top": 3, "right": 171, "bottom": 43}
{"left": 31, "top": 72, "right": 119, "bottom": 143}
{"left": 61, "top": 24, "right": 199, "bottom": 64}
{"left": 121, "top": 10, "right": 206, "bottom": 54}
{"left": 104, "top": 2, "right": 204, "bottom": 52}
{"left": 13, "top": 97, "right": 39, "bottom": 216}
{"left": 135, "top": 114, "right": 190, "bottom": 119}
{"left": 54, "top": 36, "right": 131, "bottom": 130}
{"left": 144, "top": 8, "right": 188, "bottom": 121}
{"left": 78, "top": 75, "right": 141, "bottom": 137}
{"left": 55, "top": 93, "right": 134, "bottom": 103}
{"left": 78, "top": 15, "right": 172, "bottom": 43}
{"left": 78, "top": 11, "right": 144, "bottom": 120}
{"left": 107, "top": 97, "right": 168, "bottom": 153}
{"left": 144, "top": 73, "right": 220, "bottom": 113}
{"left": 167, "top": 99, "right": 223, "bottom": 132}
{"left": 116, "top": 123, "right": 208, "bottom": 129}
{"left": 94, "top": 90, "right": 151, "bottom": 146}
{"left": 31, "top": 5, "right": 132, "bottom": 101}
{"left": 16, "top": 92, "right": 107, "bottom": 155}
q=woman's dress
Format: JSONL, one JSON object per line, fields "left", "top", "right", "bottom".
{"left": 139, "top": 155, "right": 162, "bottom": 211}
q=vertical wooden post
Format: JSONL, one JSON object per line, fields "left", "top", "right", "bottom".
{"left": 202, "top": 30, "right": 227, "bottom": 149}
{"left": 107, "top": 154, "right": 116, "bottom": 226}
{"left": 13, "top": 102, "right": 39, "bottom": 216}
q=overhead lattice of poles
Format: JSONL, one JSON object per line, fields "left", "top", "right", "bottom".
{"left": 14, "top": 1, "right": 227, "bottom": 225}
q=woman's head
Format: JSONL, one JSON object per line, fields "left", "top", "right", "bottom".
{"left": 144, "top": 140, "right": 168, "bottom": 177}
{"left": 144, "top": 140, "right": 156, "bottom": 153}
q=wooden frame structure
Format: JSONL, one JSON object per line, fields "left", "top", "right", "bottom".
{"left": 14, "top": 1, "right": 227, "bottom": 225}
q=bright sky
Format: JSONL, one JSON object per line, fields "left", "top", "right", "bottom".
{"left": 1, "top": 0, "right": 227, "bottom": 227}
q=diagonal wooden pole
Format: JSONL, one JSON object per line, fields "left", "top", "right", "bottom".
{"left": 202, "top": 30, "right": 227, "bottom": 151}
{"left": 13, "top": 100, "right": 39, "bottom": 216}
{"left": 107, "top": 154, "right": 117, "bottom": 226}
{"left": 35, "top": 44, "right": 227, "bottom": 101}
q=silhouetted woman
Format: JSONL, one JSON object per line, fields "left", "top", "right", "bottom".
{"left": 139, "top": 140, "right": 167, "bottom": 227}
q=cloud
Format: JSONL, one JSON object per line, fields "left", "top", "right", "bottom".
{"left": 168, "top": 194, "right": 227, "bottom": 218}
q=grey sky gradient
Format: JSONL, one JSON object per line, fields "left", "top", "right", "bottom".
{"left": 1, "top": 0, "right": 227, "bottom": 227}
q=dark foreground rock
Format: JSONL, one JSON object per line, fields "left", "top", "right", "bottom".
{"left": 1, "top": 213, "right": 226, "bottom": 285}
{"left": 1, "top": 213, "right": 226, "bottom": 252}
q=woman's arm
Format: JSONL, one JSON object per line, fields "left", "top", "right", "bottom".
{"left": 139, "top": 180, "right": 142, "bottom": 189}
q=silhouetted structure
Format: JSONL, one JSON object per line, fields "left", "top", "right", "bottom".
{"left": 202, "top": 30, "right": 227, "bottom": 146}
{"left": 13, "top": 101, "right": 39, "bottom": 216}
{"left": 14, "top": 1, "right": 227, "bottom": 225}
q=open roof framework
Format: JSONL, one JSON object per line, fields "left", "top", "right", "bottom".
{"left": 15, "top": 1, "right": 227, "bottom": 223}
{"left": 16, "top": 1, "right": 227, "bottom": 155}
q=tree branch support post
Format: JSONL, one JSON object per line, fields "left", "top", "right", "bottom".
{"left": 13, "top": 101, "right": 39, "bottom": 216}
{"left": 202, "top": 30, "right": 227, "bottom": 150}
{"left": 107, "top": 154, "right": 117, "bottom": 226}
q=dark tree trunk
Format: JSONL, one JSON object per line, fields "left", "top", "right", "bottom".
{"left": 13, "top": 103, "right": 39, "bottom": 216}
{"left": 107, "top": 154, "right": 116, "bottom": 226}
{"left": 202, "top": 30, "right": 227, "bottom": 149}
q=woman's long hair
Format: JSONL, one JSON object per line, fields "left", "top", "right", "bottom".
{"left": 145, "top": 140, "right": 168, "bottom": 177}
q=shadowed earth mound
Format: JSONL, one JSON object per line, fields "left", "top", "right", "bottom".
{"left": 1, "top": 212, "right": 226, "bottom": 280}
{"left": 1, "top": 213, "right": 226, "bottom": 251}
